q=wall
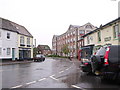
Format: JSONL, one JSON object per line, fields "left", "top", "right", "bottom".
{"left": 84, "top": 21, "right": 120, "bottom": 46}
{"left": 0, "top": 29, "right": 18, "bottom": 59}
{"left": 18, "top": 34, "right": 33, "bottom": 58}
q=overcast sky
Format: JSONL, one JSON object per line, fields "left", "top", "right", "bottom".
{"left": 0, "top": 0, "right": 118, "bottom": 48}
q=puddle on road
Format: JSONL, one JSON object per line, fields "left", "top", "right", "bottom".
{"left": 57, "top": 69, "right": 120, "bottom": 88}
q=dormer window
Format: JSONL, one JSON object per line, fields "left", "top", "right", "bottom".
{"left": 86, "top": 25, "right": 92, "bottom": 29}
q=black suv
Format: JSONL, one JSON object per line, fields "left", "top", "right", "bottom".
{"left": 91, "top": 45, "right": 120, "bottom": 79}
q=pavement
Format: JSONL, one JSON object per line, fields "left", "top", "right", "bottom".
{"left": 0, "top": 60, "right": 34, "bottom": 66}
{"left": 0, "top": 57, "right": 80, "bottom": 66}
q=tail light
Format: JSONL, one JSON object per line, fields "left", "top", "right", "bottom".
{"left": 104, "top": 47, "right": 110, "bottom": 65}
{"left": 94, "top": 52, "right": 96, "bottom": 55}
{"left": 84, "top": 63, "right": 88, "bottom": 65}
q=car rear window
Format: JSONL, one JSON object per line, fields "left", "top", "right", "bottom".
{"left": 96, "top": 47, "right": 106, "bottom": 56}
{"left": 36, "top": 54, "right": 41, "bottom": 57}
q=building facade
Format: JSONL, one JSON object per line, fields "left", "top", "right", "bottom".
{"left": 0, "top": 17, "right": 33, "bottom": 60}
{"left": 11, "top": 22, "right": 33, "bottom": 60}
{"left": 52, "top": 35, "right": 58, "bottom": 55}
{"left": 0, "top": 18, "right": 18, "bottom": 60}
{"left": 37, "top": 45, "right": 52, "bottom": 56}
{"left": 52, "top": 23, "right": 97, "bottom": 57}
{"left": 83, "top": 17, "right": 120, "bottom": 48}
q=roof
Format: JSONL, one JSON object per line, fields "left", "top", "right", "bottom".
{"left": 82, "top": 17, "right": 120, "bottom": 38}
{"left": 0, "top": 17, "right": 18, "bottom": 33}
{"left": 11, "top": 22, "right": 33, "bottom": 37}
{"left": 0, "top": 17, "right": 33, "bottom": 37}
{"left": 37, "top": 45, "right": 51, "bottom": 50}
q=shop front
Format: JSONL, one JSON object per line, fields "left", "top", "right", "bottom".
{"left": 19, "top": 48, "right": 31, "bottom": 60}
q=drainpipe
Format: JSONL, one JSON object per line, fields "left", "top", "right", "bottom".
{"left": 75, "top": 28, "right": 78, "bottom": 58}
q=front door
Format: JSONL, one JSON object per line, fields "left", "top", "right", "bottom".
{"left": 12, "top": 48, "right": 15, "bottom": 60}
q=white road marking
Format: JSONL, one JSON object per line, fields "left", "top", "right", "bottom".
{"left": 50, "top": 76, "right": 58, "bottom": 81}
{"left": 38, "top": 78, "right": 46, "bottom": 81}
{"left": 65, "top": 68, "right": 69, "bottom": 70}
{"left": 26, "top": 81, "right": 37, "bottom": 85}
{"left": 71, "top": 85, "right": 81, "bottom": 89}
{"left": 59, "top": 70, "right": 64, "bottom": 73}
{"left": 50, "top": 74, "right": 55, "bottom": 77}
{"left": 11, "top": 85, "right": 23, "bottom": 89}
{"left": 71, "top": 85, "right": 86, "bottom": 90}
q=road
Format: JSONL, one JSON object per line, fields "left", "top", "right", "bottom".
{"left": 1, "top": 57, "right": 120, "bottom": 89}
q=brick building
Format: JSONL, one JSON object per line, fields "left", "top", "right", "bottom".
{"left": 37, "top": 45, "right": 52, "bottom": 56}
{"left": 52, "top": 23, "right": 97, "bottom": 57}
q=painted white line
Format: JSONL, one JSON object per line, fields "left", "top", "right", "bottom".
{"left": 49, "top": 74, "right": 55, "bottom": 77}
{"left": 59, "top": 70, "right": 64, "bottom": 73}
{"left": 11, "top": 85, "right": 23, "bottom": 89}
{"left": 71, "top": 85, "right": 86, "bottom": 90}
{"left": 38, "top": 78, "right": 46, "bottom": 82}
{"left": 65, "top": 68, "right": 69, "bottom": 70}
{"left": 71, "top": 85, "right": 81, "bottom": 89}
{"left": 50, "top": 76, "right": 59, "bottom": 81}
{"left": 26, "top": 81, "right": 37, "bottom": 85}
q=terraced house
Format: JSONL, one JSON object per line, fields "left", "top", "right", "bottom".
{"left": 0, "top": 17, "right": 33, "bottom": 60}
{"left": 82, "top": 17, "right": 120, "bottom": 48}
{"left": 52, "top": 23, "right": 97, "bottom": 57}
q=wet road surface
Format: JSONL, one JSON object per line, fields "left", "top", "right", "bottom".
{"left": 1, "top": 57, "right": 120, "bottom": 89}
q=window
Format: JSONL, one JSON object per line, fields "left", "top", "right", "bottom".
{"left": 27, "top": 38, "right": 30, "bottom": 45}
{"left": 98, "top": 31, "right": 101, "bottom": 42}
{"left": 0, "top": 48, "right": 1, "bottom": 55}
{"left": 20, "top": 36, "right": 24, "bottom": 44}
{"left": 86, "top": 25, "right": 92, "bottom": 29}
{"left": 7, "top": 48, "right": 11, "bottom": 55}
{"left": 7, "top": 33, "right": 10, "bottom": 39}
{"left": 87, "top": 36, "right": 90, "bottom": 44}
{"left": 79, "top": 30, "right": 85, "bottom": 34}
{"left": 113, "top": 24, "right": 119, "bottom": 39}
{"left": 0, "top": 31, "right": 1, "bottom": 38}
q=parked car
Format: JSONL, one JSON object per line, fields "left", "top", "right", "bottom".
{"left": 79, "top": 45, "right": 94, "bottom": 73}
{"left": 91, "top": 45, "right": 120, "bottom": 79}
{"left": 33, "top": 54, "right": 45, "bottom": 62}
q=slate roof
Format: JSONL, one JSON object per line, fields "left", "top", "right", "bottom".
{"left": 0, "top": 17, "right": 17, "bottom": 33}
{"left": 0, "top": 17, "right": 33, "bottom": 37}
{"left": 11, "top": 22, "right": 33, "bottom": 37}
